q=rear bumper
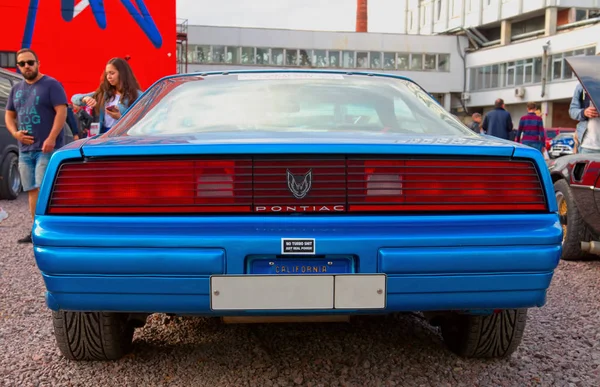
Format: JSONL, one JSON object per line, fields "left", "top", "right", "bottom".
{"left": 33, "top": 214, "right": 562, "bottom": 315}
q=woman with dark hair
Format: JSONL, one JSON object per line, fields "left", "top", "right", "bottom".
{"left": 71, "top": 57, "right": 142, "bottom": 134}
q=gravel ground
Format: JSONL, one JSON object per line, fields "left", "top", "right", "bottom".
{"left": 2, "top": 194, "right": 600, "bottom": 387}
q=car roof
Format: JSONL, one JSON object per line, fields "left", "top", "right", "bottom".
{"left": 566, "top": 56, "right": 600, "bottom": 111}
{"left": 148, "top": 69, "right": 418, "bottom": 91}
{"left": 0, "top": 67, "right": 23, "bottom": 81}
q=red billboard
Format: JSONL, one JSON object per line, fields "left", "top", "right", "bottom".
{"left": 0, "top": 0, "right": 176, "bottom": 98}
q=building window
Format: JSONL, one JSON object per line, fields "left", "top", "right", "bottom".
{"left": 435, "top": 0, "right": 442, "bottom": 20}
{"left": 299, "top": 50, "right": 312, "bottom": 67}
{"left": 211, "top": 46, "right": 225, "bottom": 63}
{"left": 329, "top": 51, "right": 340, "bottom": 67}
{"left": 180, "top": 44, "right": 451, "bottom": 73}
{"left": 189, "top": 46, "right": 211, "bottom": 63}
{"left": 438, "top": 54, "right": 450, "bottom": 71}
{"left": 410, "top": 54, "right": 423, "bottom": 70}
{"left": 271, "top": 48, "right": 284, "bottom": 65}
{"left": 241, "top": 47, "right": 255, "bottom": 64}
{"left": 468, "top": 45, "right": 596, "bottom": 91}
{"left": 451, "top": 0, "right": 461, "bottom": 17}
{"left": 466, "top": 0, "right": 473, "bottom": 12}
{"left": 226, "top": 47, "right": 240, "bottom": 64}
{"left": 370, "top": 52, "right": 381, "bottom": 68}
{"left": 424, "top": 54, "right": 436, "bottom": 71}
{"left": 383, "top": 52, "right": 396, "bottom": 69}
{"left": 255, "top": 48, "right": 270, "bottom": 65}
{"left": 356, "top": 52, "right": 369, "bottom": 68}
{"left": 342, "top": 51, "right": 354, "bottom": 68}
{"left": 313, "top": 50, "right": 327, "bottom": 67}
{"left": 552, "top": 55, "right": 562, "bottom": 80}
{"left": 397, "top": 53, "right": 409, "bottom": 70}
{"left": 533, "top": 58, "right": 542, "bottom": 83}
{"left": 0, "top": 52, "right": 17, "bottom": 68}
{"left": 286, "top": 49, "right": 298, "bottom": 66}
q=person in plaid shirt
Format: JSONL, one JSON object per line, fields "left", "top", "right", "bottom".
{"left": 516, "top": 102, "right": 545, "bottom": 152}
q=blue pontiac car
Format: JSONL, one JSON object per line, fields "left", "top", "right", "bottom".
{"left": 33, "top": 70, "right": 562, "bottom": 361}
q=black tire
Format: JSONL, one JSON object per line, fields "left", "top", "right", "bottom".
{"left": 0, "top": 152, "right": 21, "bottom": 200}
{"left": 52, "top": 311, "right": 135, "bottom": 361}
{"left": 440, "top": 309, "right": 527, "bottom": 358}
{"left": 554, "top": 179, "right": 593, "bottom": 261}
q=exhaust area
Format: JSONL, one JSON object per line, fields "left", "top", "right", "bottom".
{"left": 581, "top": 241, "right": 600, "bottom": 255}
{"left": 222, "top": 315, "right": 350, "bottom": 324}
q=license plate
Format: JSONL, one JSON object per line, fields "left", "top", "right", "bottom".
{"left": 250, "top": 257, "right": 351, "bottom": 275}
{"left": 210, "top": 274, "right": 386, "bottom": 310}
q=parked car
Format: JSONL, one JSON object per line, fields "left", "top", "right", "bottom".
{"left": 548, "top": 55, "right": 600, "bottom": 261}
{"left": 545, "top": 127, "right": 576, "bottom": 151}
{"left": 0, "top": 67, "right": 23, "bottom": 199}
{"left": 549, "top": 132, "right": 576, "bottom": 158}
{"left": 33, "top": 70, "right": 561, "bottom": 361}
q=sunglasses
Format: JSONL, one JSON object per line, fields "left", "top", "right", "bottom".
{"left": 17, "top": 60, "right": 36, "bottom": 67}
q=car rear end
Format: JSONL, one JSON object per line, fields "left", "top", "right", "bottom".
{"left": 31, "top": 71, "right": 562, "bottom": 360}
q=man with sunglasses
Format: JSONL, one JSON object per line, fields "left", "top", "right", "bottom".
{"left": 4, "top": 48, "right": 67, "bottom": 244}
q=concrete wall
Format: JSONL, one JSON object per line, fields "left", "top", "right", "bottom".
{"left": 408, "top": 0, "right": 600, "bottom": 33}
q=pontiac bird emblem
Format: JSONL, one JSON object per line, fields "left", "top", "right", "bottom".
{"left": 287, "top": 169, "right": 312, "bottom": 199}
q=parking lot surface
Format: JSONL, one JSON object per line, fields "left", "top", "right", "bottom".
{"left": 1, "top": 194, "right": 599, "bottom": 386}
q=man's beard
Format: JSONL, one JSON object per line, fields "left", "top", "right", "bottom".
{"left": 22, "top": 69, "right": 38, "bottom": 80}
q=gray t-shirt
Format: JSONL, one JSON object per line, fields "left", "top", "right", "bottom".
{"left": 6, "top": 75, "right": 68, "bottom": 152}
{"left": 582, "top": 117, "right": 600, "bottom": 150}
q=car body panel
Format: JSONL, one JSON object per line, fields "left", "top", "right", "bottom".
{"left": 34, "top": 213, "right": 561, "bottom": 314}
{"left": 547, "top": 56, "right": 600, "bottom": 236}
{"left": 545, "top": 127, "right": 575, "bottom": 151}
{"left": 548, "top": 154, "right": 600, "bottom": 234}
{"left": 33, "top": 70, "right": 562, "bottom": 316}
{"left": 0, "top": 68, "right": 23, "bottom": 198}
{"left": 549, "top": 133, "right": 575, "bottom": 158}
{"left": 566, "top": 56, "right": 600, "bottom": 114}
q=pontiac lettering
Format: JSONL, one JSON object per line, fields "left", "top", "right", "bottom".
{"left": 255, "top": 205, "right": 345, "bottom": 213}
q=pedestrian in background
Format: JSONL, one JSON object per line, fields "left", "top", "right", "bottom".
{"left": 4, "top": 48, "right": 68, "bottom": 243}
{"left": 66, "top": 103, "right": 81, "bottom": 140}
{"left": 72, "top": 104, "right": 94, "bottom": 138}
{"left": 516, "top": 102, "right": 545, "bottom": 152}
{"left": 570, "top": 80, "right": 600, "bottom": 154}
{"left": 469, "top": 113, "right": 483, "bottom": 134}
{"left": 71, "top": 57, "right": 142, "bottom": 134}
{"left": 481, "top": 98, "right": 513, "bottom": 140}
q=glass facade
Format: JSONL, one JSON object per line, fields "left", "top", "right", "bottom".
{"left": 468, "top": 46, "right": 596, "bottom": 91}
{"left": 178, "top": 45, "right": 451, "bottom": 72}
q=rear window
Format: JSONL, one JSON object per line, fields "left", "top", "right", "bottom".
{"left": 114, "top": 73, "right": 473, "bottom": 137}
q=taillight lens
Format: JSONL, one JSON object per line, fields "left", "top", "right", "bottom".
{"left": 347, "top": 159, "right": 547, "bottom": 212}
{"left": 48, "top": 159, "right": 252, "bottom": 214}
{"left": 48, "top": 157, "right": 547, "bottom": 215}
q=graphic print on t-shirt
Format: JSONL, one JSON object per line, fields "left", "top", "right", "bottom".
{"left": 7, "top": 76, "right": 68, "bottom": 152}
{"left": 13, "top": 87, "right": 42, "bottom": 134}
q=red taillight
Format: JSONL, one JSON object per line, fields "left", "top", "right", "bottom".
{"left": 48, "top": 159, "right": 252, "bottom": 214}
{"left": 48, "top": 157, "right": 547, "bottom": 215}
{"left": 347, "top": 159, "right": 547, "bottom": 212}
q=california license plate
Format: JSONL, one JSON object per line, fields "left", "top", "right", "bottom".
{"left": 250, "top": 257, "right": 352, "bottom": 275}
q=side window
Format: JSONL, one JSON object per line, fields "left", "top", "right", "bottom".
{"left": 0, "top": 76, "right": 12, "bottom": 106}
